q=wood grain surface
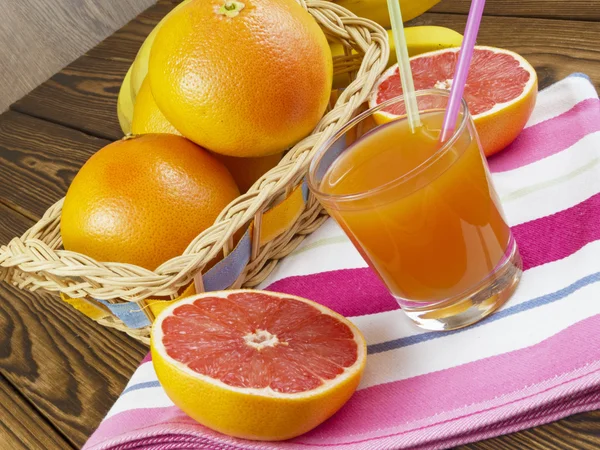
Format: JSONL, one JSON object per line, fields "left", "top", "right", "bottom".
{"left": 12, "top": 6, "right": 600, "bottom": 143}
{"left": 0, "top": 0, "right": 155, "bottom": 113}
{"left": 0, "top": 202, "right": 147, "bottom": 448}
{"left": 432, "top": 0, "right": 600, "bottom": 21}
{"left": 407, "top": 14, "right": 600, "bottom": 91}
{"left": 11, "top": 57, "right": 129, "bottom": 141}
{"left": 86, "top": 1, "right": 174, "bottom": 63}
{"left": 0, "top": 373, "right": 71, "bottom": 450}
{"left": 0, "top": 111, "right": 110, "bottom": 219}
{"left": 0, "top": 0, "right": 599, "bottom": 449}
{"left": 460, "top": 410, "right": 600, "bottom": 449}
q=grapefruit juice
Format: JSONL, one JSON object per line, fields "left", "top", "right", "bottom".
{"left": 309, "top": 90, "right": 522, "bottom": 330}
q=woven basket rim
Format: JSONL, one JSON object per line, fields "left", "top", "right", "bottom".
{"left": 0, "top": 0, "right": 390, "bottom": 304}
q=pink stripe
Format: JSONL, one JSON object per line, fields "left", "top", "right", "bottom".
{"left": 266, "top": 269, "right": 399, "bottom": 316}
{"left": 141, "top": 353, "right": 152, "bottom": 364}
{"left": 84, "top": 316, "right": 600, "bottom": 449}
{"left": 294, "top": 314, "right": 600, "bottom": 444}
{"left": 488, "top": 98, "right": 600, "bottom": 173}
{"left": 268, "top": 192, "right": 600, "bottom": 315}
{"left": 514, "top": 192, "right": 600, "bottom": 270}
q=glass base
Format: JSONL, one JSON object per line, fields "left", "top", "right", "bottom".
{"left": 396, "top": 237, "right": 523, "bottom": 331}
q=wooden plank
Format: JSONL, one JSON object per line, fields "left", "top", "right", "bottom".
{"left": 86, "top": 2, "right": 176, "bottom": 63}
{"left": 460, "top": 410, "right": 600, "bottom": 449}
{"left": 0, "top": 373, "right": 72, "bottom": 450}
{"left": 407, "top": 13, "right": 600, "bottom": 90}
{"left": 0, "top": 0, "right": 155, "bottom": 112}
{"left": 431, "top": 0, "right": 600, "bottom": 21}
{"left": 0, "top": 203, "right": 147, "bottom": 448}
{"left": 11, "top": 56, "right": 128, "bottom": 141}
{"left": 0, "top": 111, "right": 111, "bottom": 220}
{"left": 12, "top": 13, "right": 600, "bottom": 142}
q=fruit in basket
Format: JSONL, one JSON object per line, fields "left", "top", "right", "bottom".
{"left": 117, "top": 66, "right": 134, "bottom": 134}
{"left": 131, "top": 77, "right": 282, "bottom": 192}
{"left": 148, "top": 0, "right": 333, "bottom": 157}
{"left": 333, "top": 0, "right": 442, "bottom": 28}
{"left": 151, "top": 289, "right": 367, "bottom": 440}
{"left": 132, "top": 78, "right": 180, "bottom": 135}
{"left": 213, "top": 153, "right": 283, "bottom": 193}
{"left": 369, "top": 46, "right": 538, "bottom": 156}
{"left": 129, "top": 0, "right": 192, "bottom": 102}
{"left": 330, "top": 27, "right": 463, "bottom": 88}
{"left": 61, "top": 134, "right": 239, "bottom": 270}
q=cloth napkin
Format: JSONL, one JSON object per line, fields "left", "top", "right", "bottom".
{"left": 83, "top": 74, "right": 600, "bottom": 450}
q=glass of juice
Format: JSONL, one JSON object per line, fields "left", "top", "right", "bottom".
{"left": 308, "top": 89, "right": 522, "bottom": 330}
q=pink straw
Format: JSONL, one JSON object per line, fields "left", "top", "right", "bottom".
{"left": 440, "top": 0, "right": 486, "bottom": 142}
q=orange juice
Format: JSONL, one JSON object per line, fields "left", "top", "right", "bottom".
{"left": 320, "top": 111, "right": 512, "bottom": 303}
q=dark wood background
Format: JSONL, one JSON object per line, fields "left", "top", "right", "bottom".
{"left": 1, "top": 0, "right": 599, "bottom": 448}
{"left": 0, "top": 0, "right": 155, "bottom": 113}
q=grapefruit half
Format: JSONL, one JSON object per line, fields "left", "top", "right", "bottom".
{"left": 369, "top": 46, "right": 538, "bottom": 156}
{"left": 151, "top": 290, "right": 367, "bottom": 441}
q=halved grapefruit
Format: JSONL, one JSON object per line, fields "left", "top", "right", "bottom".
{"left": 151, "top": 290, "right": 367, "bottom": 441}
{"left": 369, "top": 46, "right": 538, "bottom": 156}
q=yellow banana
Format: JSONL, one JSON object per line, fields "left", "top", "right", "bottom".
{"left": 333, "top": 0, "right": 442, "bottom": 28}
{"left": 404, "top": 26, "right": 463, "bottom": 58}
{"left": 117, "top": 65, "right": 134, "bottom": 135}
{"left": 130, "top": 0, "right": 192, "bottom": 103}
{"left": 330, "top": 27, "right": 463, "bottom": 88}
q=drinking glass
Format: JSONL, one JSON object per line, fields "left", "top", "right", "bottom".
{"left": 308, "top": 89, "right": 522, "bottom": 330}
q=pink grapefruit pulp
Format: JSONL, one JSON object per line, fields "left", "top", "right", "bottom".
{"left": 370, "top": 46, "right": 538, "bottom": 156}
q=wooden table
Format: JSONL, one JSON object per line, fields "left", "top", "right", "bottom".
{"left": 0, "top": 0, "right": 599, "bottom": 448}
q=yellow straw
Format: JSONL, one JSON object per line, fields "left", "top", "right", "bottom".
{"left": 386, "top": 0, "right": 421, "bottom": 132}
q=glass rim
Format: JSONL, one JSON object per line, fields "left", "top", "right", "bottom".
{"left": 307, "top": 88, "right": 471, "bottom": 203}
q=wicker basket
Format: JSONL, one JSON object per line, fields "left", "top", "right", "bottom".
{"left": 0, "top": 0, "right": 389, "bottom": 344}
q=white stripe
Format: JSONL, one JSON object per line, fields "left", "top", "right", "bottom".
{"left": 526, "top": 76, "right": 598, "bottom": 127}
{"left": 359, "top": 282, "right": 600, "bottom": 390}
{"left": 258, "top": 220, "right": 365, "bottom": 288}
{"left": 357, "top": 240, "right": 600, "bottom": 389}
{"left": 352, "top": 240, "right": 600, "bottom": 347}
{"left": 122, "top": 361, "right": 155, "bottom": 386}
{"left": 112, "top": 242, "right": 600, "bottom": 416}
{"left": 259, "top": 136, "right": 600, "bottom": 285}
{"left": 105, "top": 386, "right": 174, "bottom": 419}
{"left": 493, "top": 132, "right": 600, "bottom": 225}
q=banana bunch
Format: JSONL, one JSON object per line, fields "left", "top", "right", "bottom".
{"left": 330, "top": 27, "right": 462, "bottom": 88}
{"left": 333, "top": 0, "right": 442, "bottom": 28}
{"left": 118, "top": 0, "right": 460, "bottom": 133}
{"left": 118, "top": 0, "right": 191, "bottom": 134}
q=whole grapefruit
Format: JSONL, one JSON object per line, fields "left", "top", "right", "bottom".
{"left": 148, "top": 0, "right": 333, "bottom": 157}
{"left": 132, "top": 77, "right": 282, "bottom": 193}
{"left": 61, "top": 134, "right": 240, "bottom": 270}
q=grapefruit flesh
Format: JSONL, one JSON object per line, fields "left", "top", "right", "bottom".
{"left": 370, "top": 46, "right": 538, "bottom": 156}
{"left": 151, "top": 290, "right": 366, "bottom": 440}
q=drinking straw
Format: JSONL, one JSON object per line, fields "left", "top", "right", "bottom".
{"left": 386, "top": 0, "right": 420, "bottom": 132}
{"left": 440, "top": 0, "right": 486, "bottom": 142}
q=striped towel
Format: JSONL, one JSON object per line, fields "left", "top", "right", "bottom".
{"left": 84, "top": 74, "right": 600, "bottom": 450}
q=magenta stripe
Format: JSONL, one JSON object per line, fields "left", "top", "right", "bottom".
{"left": 267, "top": 192, "right": 600, "bottom": 317}
{"left": 266, "top": 268, "right": 399, "bottom": 317}
{"left": 84, "top": 315, "right": 600, "bottom": 449}
{"left": 488, "top": 98, "right": 600, "bottom": 173}
{"left": 514, "top": 192, "right": 600, "bottom": 270}
{"left": 294, "top": 314, "right": 600, "bottom": 444}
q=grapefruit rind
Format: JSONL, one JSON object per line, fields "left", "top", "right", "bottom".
{"left": 369, "top": 46, "right": 538, "bottom": 123}
{"left": 150, "top": 290, "right": 367, "bottom": 440}
{"left": 152, "top": 290, "right": 366, "bottom": 398}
